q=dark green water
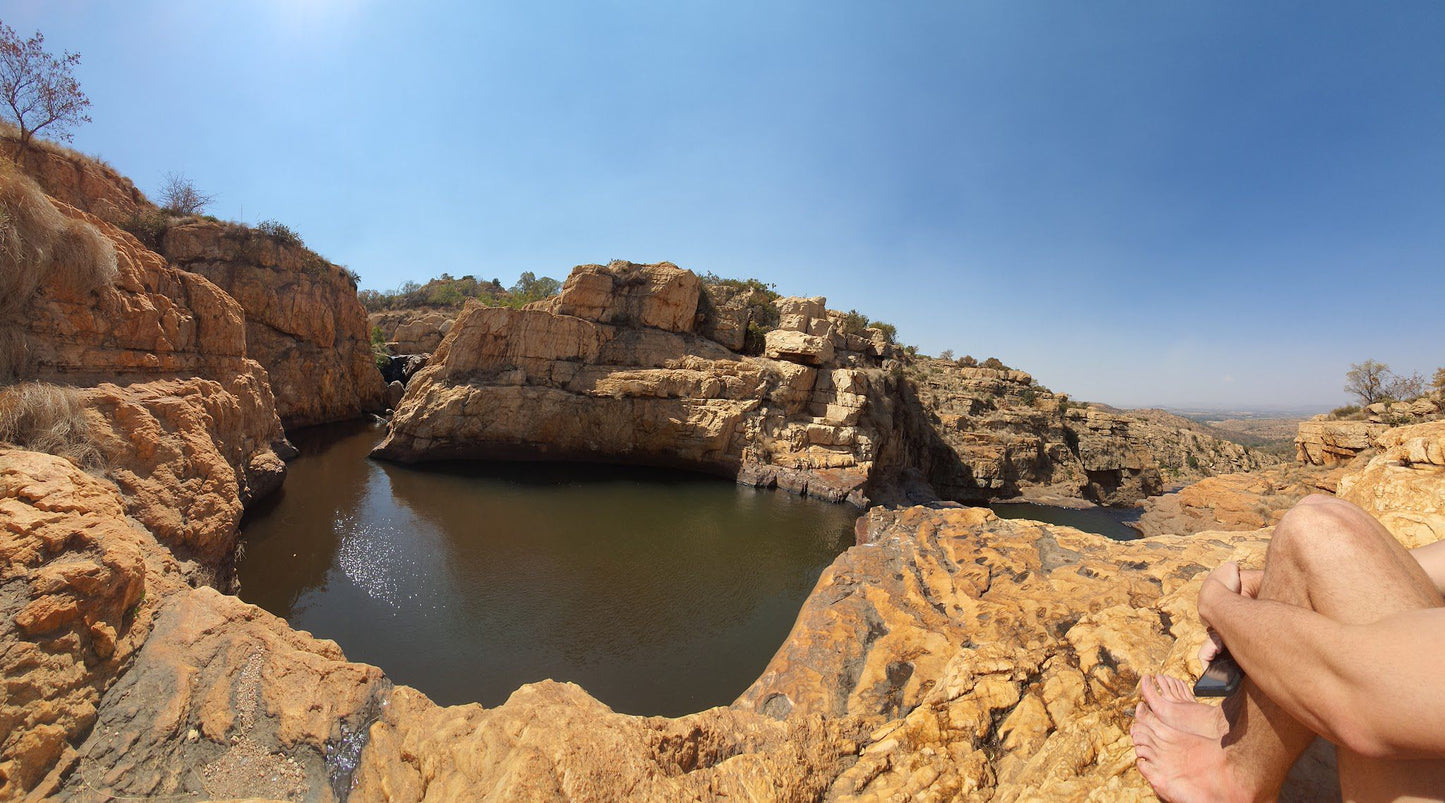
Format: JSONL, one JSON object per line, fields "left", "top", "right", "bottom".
{"left": 237, "top": 421, "right": 856, "bottom": 716}
{"left": 990, "top": 501, "right": 1142, "bottom": 541}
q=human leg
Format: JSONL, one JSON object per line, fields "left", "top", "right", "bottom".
{"left": 1133, "top": 495, "right": 1445, "bottom": 802}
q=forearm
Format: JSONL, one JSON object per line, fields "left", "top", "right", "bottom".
{"left": 1202, "top": 587, "right": 1445, "bottom": 758}
{"left": 1201, "top": 590, "right": 1353, "bottom": 742}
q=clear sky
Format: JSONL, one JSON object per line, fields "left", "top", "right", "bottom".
{"left": 9, "top": 1, "right": 1443, "bottom": 410}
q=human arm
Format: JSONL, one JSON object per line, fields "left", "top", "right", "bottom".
{"left": 1199, "top": 569, "right": 1445, "bottom": 759}
{"left": 1410, "top": 540, "right": 1445, "bottom": 596}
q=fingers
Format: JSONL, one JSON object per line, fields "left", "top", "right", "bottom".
{"left": 1198, "top": 629, "right": 1223, "bottom": 664}
{"left": 1240, "top": 569, "right": 1265, "bottom": 599}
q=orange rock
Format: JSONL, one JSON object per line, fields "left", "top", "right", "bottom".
{"left": 161, "top": 220, "right": 386, "bottom": 428}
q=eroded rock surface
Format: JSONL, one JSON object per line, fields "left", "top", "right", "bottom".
{"left": 906, "top": 359, "right": 1273, "bottom": 506}
{"left": 1295, "top": 420, "right": 1389, "bottom": 466}
{"left": 368, "top": 308, "right": 456, "bottom": 355}
{"left": 161, "top": 220, "right": 385, "bottom": 428}
{"left": 1133, "top": 462, "right": 1350, "bottom": 538}
{"left": 1337, "top": 421, "right": 1445, "bottom": 548}
{"left": 0, "top": 451, "right": 186, "bottom": 798}
{"left": 375, "top": 261, "right": 899, "bottom": 504}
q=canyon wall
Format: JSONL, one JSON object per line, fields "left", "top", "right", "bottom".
{"left": 378, "top": 262, "right": 1273, "bottom": 508}
{"left": 160, "top": 221, "right": 385, "bottom": 429}
{"left": 374, "top": 262, "right": 900, "bottom": 504}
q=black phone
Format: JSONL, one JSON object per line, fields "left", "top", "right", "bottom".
{"left": 1192, "top": 652, "right": 1243, "bottom": 697}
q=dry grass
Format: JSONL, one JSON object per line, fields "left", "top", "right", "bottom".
{"left": 0, "top": 381, "right": 106, "bottom": 469}
{"left": 0, "top": 160, "right": 118, "bottom": 317}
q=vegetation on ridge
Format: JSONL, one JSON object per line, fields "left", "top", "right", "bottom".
{"left": 360, "top": 271, "right": 562, "bottom": 312}
{"left": 0, "top": 21, "right": 91, "bottom": 159}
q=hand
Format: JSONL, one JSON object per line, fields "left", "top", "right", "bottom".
{"left": 1196, "top": 563, "right": 1264, "bottom": 664}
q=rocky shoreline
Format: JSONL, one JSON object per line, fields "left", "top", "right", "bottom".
{"left": 3, "top": 142, "right": 1441, "bottom": 801}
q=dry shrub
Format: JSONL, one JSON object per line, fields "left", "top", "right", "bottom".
{"left": 0, "top": 160, "right": 118, "bottom": 317}
{"left": 0, "top": 381, "right": 105, "bottom": 469}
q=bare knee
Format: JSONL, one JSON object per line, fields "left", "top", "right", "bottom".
{"left": 1268, "top": 495, "right": 1392, "bottom": 575}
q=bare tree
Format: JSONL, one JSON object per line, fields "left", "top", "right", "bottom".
{"left": 159, "top": 172, "right": 215, "bottom": 216}
{"left": 0, "top": 22, "right": 91, "bottom": 158}
{"left": 1385, "top": 371, "right": 1426, "bottom": 402}
{"left": 1434, "top": 367, "right": 1445, "bottom": 395}
{"left": 1344, "top": 359, "right": 1391, "bottom": 405}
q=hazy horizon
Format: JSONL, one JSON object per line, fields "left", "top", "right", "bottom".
{"left": 8, "top": 1, "right": 1441, "bottom": 410}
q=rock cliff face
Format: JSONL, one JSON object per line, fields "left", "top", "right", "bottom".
{"left": 375, "top": 261, "right": 899, "bottom": 504}
{"left": 160, "top": 220, "right": 385, "bottom": 429}
{"left": 0, "top": 131, "right": 149, "bottom": 220}
{"left": 1336, "top": 421, "right": 1445, "bottom": 548}
{"left": 881, "top": 359, "right": 1269, "bottom": 507}
{"left": 1, "top": 176, "right": 288, "bottom": 567}
{"left": 367, "top": 308, "right": 456, "bottom": 355}
{"left": 0, "top": 168, "right": 295, "bottom": 795}
{"left": 377, "top": 262, "right": 1271, "bottom": 508}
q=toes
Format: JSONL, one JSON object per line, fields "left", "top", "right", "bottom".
{"left": 1140, "top": 675, "right": 1166, "bottom": 708}
{"left": 1161, "top": 675, "right": 1194, "bottom": 702}
{"left": 1137, "top": 701, "right": 1159, "bottom": 728}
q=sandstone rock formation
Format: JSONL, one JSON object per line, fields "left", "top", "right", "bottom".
{"left": 375, "top": 261, "right": 900, "bottom": 504}
{"left": 368, "top": 308, "right": 456, "bottom": 355}
{"left": 377, "top": 262, "right": 1271, "bottom": 509}
{"left": 160, "top": 220, "right": 385, "bottom": 428}
{"left": 1295, "top": 419, "right": 1389, "bottom": 466}
{"left": 0, "top": 450, "right": 188, "bottom": 797}
{"left": 1133, "top": 462, "right": 1349, "bottom": 538}
{"left": 2, "top": 149, "right": 1404, "bottom": 801}
{"left": 906, "top": 359, "right": 1273, "bottom": 506}
{"left": 0, "top": 162, "right": 294, "bottom": 791}
{"left": 1337, "top": 421, "right": 1445, "bottom": 548}
{"left": 1, "top": 170, "right": 288, "bottom": 566}
{"left": 0, "top": 129, "right": 148, "bottom": 220}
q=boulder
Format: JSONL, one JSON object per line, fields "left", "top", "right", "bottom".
{"left": 534, "top": 260, "right": 700, "bottom": 332}
{"left": 764, "top": 329, "right": 835, "bottom": 366}
{"left": 1295, "top": 420, "right": 1389, "bottom": 465}
{"left": 369, "top": 308, "right": 456, "bottom": 354}
{"left": 1337, "top": 422, "right": 1445, "bottom": 548}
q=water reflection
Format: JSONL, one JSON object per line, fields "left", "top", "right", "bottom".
{"left": 238, "top": 421, "right": 856, "bottom": 716}
{"left": 989, "top": 501, "right": 1143, "bottom": 541}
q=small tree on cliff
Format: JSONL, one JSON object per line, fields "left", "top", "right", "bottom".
{"left": 0, "top": 22, "right": 91, "bottom": 159}
{"left": 158, "top": 172, "right": 215, "bottom": 216}
{"left": 1344, "top": 359, "right": 1391, "bottom": 405}
{"left": 1434, "top": 367, "right": 1445, "bottom": 395}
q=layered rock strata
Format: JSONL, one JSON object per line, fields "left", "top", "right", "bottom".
{"left": 2, "top": 181, "right": 288, "bottom": 567}
{"left": 1336, "top": 421, "right": 1445, "bottom": 548}
{"left": 1295, "top": 420, "right": 1389, "bottom": 466}
{"left": 1132, "top": 462, "right": 1350, "bottom": 538}
{"left": 377, "top": 262, "right": 1271, "bottom": 509}
{"left": 161, "top": 220, "right": 385, "bottom": 429}
{"left": 1, "top": 171, "right": 293, "bottom": 795}
{"left": 375, "top": 261, "right": 898, "bottom": 504}
{"left": 906, "top": 359, "right": 1272, "bottom": 506}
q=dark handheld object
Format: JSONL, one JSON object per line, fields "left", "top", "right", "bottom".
{"left": 1192, "top": 652, "right": 1243, "bottom": 697}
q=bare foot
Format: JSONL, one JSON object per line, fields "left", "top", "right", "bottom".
{"left": 1139, "top": 674, "right": 1227, "bottom": 739}
{"left": 1132, "top": 702, "right": 1254, "bottom": 803}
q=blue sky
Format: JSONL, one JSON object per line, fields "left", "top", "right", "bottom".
{"left": 9, "top": 1, "right": 1443, "bottom": 410}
